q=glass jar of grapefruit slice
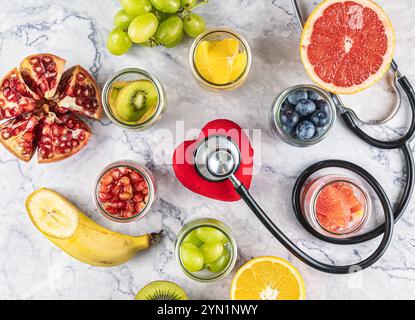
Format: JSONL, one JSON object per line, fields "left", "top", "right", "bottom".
{"left": 301, "top": 175, "right": 371, "bottom": 238}
{"left": 189, "top": 28, "right": 252, "bottom": 92}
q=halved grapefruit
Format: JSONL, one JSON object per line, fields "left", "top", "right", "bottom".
{"left": 300, "top": 0, "right": 395, "bottom": 94}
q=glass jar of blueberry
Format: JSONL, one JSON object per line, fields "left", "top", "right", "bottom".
{"left": 271, "top": 85, "right": 336, "bottom": 147}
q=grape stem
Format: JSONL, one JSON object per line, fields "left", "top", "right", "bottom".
{"left": 192, "top": 0, "right": 209, "bottom": 10}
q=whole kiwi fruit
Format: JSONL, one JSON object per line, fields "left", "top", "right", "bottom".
{"left": 115, "top": 80, "right": 158, "bottom": 122}
{"left": 135, "top": 281, "right": 188, "bottom": 300}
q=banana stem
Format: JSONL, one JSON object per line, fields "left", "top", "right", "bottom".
{"left": 149, "top": 231, "right": 164, "bottom": 246}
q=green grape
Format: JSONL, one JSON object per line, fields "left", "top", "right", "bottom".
{"left": 128, "top": 13, "right": 159, "bottom": 44}
{"left": 165, "top": 30, "right": 183, "bottom": 48}
{"left": 183, "top": 230, "right": 203, "bottom": 247}
{"left": 195, "top": 227, "right": 225, "bottom": 243}
{"left": 120, "top": 0, "right": 152, "bottom": 16}
{"left": 114, "top": 10, "right": 135, "bottom": 29}
{"left": 150, "top": 0, "right": 180, "bottom": 13}
{"left": 180, "top": 243, "right": 204, "bottom": 272}
{"left": 183, "top": 13, "right": 206, "bottom": 38}
{"left": 206, "top": 248, "right": 230, "bottom": 273}
{"left": 200, "top": 242, "right": 224, "bottom": 263}
{"left": 153, "top": 10, "right": 170, "bottom": 21}
{"left": 155, "top": 15, "right": 183, "bottom": 45}
{"left": 107, "top": 28, "right": 133, "bottom": 56}
{"left": 181, "top": 0, "right": 197, "bottom": 9}
{"left": 139, "top": 38, "right": 159, "bottom": 47}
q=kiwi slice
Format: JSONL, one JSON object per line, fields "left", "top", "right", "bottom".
{"left": 135, "top": 281, "right": 188, "bottom": 300}
{"left": 115, "top": 80, "right": 158, "bottom": 122}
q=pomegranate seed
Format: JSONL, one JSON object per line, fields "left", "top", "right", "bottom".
{"left": 113, "top": 201, "right": 126, "bottom": 209}
{"left": 136, "top": 181, "right": 147, "bottom": 191}
{"left": 119, "top": 192, "right": 133, "bottom": 201}
{"left": 119, "top": 167, "right": 130, "bottom": 174}
{"left": 100, "top": 174, "right": 113, "bottom": 185}
{"left": 23, "top": 132, "right": 33, "bottom": 141}
{"left": 129, "top": 171, "right": 143, "bottom": 182}
{"left": 110, "top": 169, "right": 121, "bottom": 179}
{"left": 1, "top": 131, "right": 11, "bottom": 139}
{"left": 138, "top": 202, "right": 147, "bottom": 211}
{"left": 119, "top": 176, "right": 131, "bottom": 186}
{"left": 123, "top": 185, "right": 133, "bottom": 194}
{"left": 99, "top": 184, "right": 111, "bottom": 193}
{"left": 77, "top": 73, "right": 86, "bottom": 82}
{"left": 133, "top": 193, "right": 144, "bottom": 203}
{"left": 98, "top": 192, "right": 110, "bottom": 202}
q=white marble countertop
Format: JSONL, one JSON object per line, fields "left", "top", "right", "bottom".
{"left": 0, "top": 0, "right": 414, "bottom": 300}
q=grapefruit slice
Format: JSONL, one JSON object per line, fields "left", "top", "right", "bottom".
{"left": 316, "top": 184, "right": 351, "bottom": 230}
{"left": 300, "top": 0, "right": 395, "bottom": 94}
{"left": 315, "top": 181, "right": 367, "bottom": 233}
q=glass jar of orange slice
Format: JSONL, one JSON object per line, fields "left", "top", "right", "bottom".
{"left": 189, "top": 28, "right": 252, "bottom": 92}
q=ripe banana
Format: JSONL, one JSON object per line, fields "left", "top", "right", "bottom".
{"left": 26, "top": 188, "right": 161, "bottom": 267}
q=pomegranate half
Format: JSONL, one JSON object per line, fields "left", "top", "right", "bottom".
{"left": 0, "top": 53, "right": 102, "bottom": 163}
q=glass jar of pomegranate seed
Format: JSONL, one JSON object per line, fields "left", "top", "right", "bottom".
{"left": 93, "top": 160, "right": 157, "bottom": 223}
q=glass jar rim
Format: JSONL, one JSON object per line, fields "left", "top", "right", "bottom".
{"left": 189, "top": 28, "right": 252, "bottom": 91}
{"left": 92, "top": 160, "right": 156, "bottom": 223}
{"left": 309, "top": 175, "right": 371, "bottom": 236}
{"left": 271, "top": 84, "right": 337, "bottom": 147}
{"left": 101, "top": 68, "right": 165, "bottom": 130}
{"left": 175, "top": 218, "right": 238, "bottom": 282}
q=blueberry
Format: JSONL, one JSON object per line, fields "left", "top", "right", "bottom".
{"left": 310, "top": 110, "right": 330, "bottom": 127}
{"left": 282, "top": 125, "right": 293, "bottom": 135}
{"left": 281, "top": 99, "right": 295, "bottom": 111}
{"left": 295, "top": 120, "right": 315, "bottom": 141}
{"left": 287, "top": 90, "right": 308, "bottom": 105}
{"left": 307, "top": 90, "right": 321, "bottom": 101}
{"left": 315, "top": 100, "right": 330, "bottom": 114}
{"left": 295, "top": 99, "right": 316, "bottom": 117}
{"left": 280, "top": 107, "right": 300, "bottom": 128}
{"left": 314, "top": 126, "right": 327, "bottom": 138}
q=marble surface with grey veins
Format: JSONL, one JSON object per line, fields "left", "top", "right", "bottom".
{"left": 0, "top": 0, "right": 414, "bottom": 300}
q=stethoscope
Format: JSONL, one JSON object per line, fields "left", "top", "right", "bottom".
{"left": 191, "top": 0, "right": 415, "bottom": 274}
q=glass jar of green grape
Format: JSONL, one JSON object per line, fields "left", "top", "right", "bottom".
{"left": 175, "top": 218, "right": 237, "bottom": 282}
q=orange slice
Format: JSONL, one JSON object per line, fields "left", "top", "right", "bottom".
{"left": 230, "top": 256, "right": 306, "bottom": 300}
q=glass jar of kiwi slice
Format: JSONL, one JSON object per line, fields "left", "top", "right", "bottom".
{"left": 102, "top": 68, "right": 166, "bottom": 130}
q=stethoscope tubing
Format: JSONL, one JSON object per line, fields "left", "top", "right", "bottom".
{"left": 290, "top": 0, "right": 415, "bottom": 247}
{"left": 235, "top": 163, "right": 394, "bottom": 274}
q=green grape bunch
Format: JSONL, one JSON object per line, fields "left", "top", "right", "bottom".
{"left": 107, "top": 0, "right": 208, "bottom": 56}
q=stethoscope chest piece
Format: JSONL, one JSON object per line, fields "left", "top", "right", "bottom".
{"left": 194, "top": 135, "right": 241, "bottom": 182}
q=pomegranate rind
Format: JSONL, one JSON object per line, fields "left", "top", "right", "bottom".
{"left": 300, "top": 0, "right": 395, "bottom": 94}
{"left": 20, "top": 53, "right": 66, "bottom": 100}
{"left": 0, "top": 114, "right": 40, "bottom": 162}
{"left": 37, "top": 112, "right": 92, "bottom": 164}
{"left": 0, "top": 68, "right": 39, "bottom": 120}
{"left": 56, "top": 65, "right": 103, "bottom": 120}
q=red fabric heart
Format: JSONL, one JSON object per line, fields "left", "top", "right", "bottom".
{"left": 173, "top": 119, "right": 254, "bottom": 202}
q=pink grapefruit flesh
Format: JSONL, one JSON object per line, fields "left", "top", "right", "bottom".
{"left": 300, "top": 0, "right": 395, "bottom": 94}
{"left": 315, "top": 182, "right": 365, "bottom": 233}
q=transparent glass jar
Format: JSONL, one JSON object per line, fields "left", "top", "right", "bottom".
{"left": 175, "top": 218, "right": 238, "bottom": 282}
{"left": 102, "top": 68, "right": 166, "bottom": 130}
{"left": 271, "top": 84, "right": 336, "bottom": 147}
{"left": 300, "top": 175, "right": 371, "bottom": 238}
{"left": 189, "top": 28, "right": 252, "bottom": 92}
{"left": 92, "top": 160, "right": 157, "bottom": 223}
